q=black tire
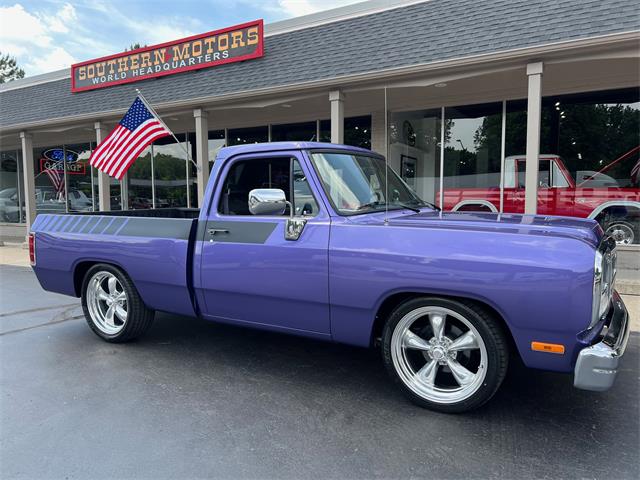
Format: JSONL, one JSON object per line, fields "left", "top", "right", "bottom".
{"left": 81, "top": 263, "right": 154, "bottom": 343}
{"left": 381, "top": 297, "right": 509, "bottom": 413}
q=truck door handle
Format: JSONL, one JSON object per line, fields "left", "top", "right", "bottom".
{"left": 208, "top": 228, "right": 229, "bottom": 236}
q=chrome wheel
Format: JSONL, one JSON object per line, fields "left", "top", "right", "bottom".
{"left": 605, "top": 222, "right": 634, "bottom": 245}
{"left": 391, "top": 306, "right": 488, "bottom": 404}
{"left": 86, "top": 271, "right": 128, "bottom": 335}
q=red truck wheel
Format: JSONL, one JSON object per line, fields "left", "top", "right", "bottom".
{"left": 81, "top": 264, "right": 155, "bottom": 343}
{"left": 603, "top": 220, "right": 636, "bottom": 245}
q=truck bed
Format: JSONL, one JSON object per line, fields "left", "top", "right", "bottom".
{"left": 30, "top": 210, "right": 200, "bottom": 318}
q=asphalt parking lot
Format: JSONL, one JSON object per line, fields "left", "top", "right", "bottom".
{"left": 1, "top": 264, "right": 639, "bottom": 479}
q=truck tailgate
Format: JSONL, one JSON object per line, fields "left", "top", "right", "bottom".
{"left": 31, "top": 214, "right": 198, "bottom": 317}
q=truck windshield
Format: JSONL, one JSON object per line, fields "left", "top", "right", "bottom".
{"left": 310, "top": 151, "right": 429, "bottom": 215}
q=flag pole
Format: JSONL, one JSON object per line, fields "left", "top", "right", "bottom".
{"left": 135, "top": 89, "right": 201, "bottom": 172}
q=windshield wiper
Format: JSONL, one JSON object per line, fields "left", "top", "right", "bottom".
{"left": 356, "top": 201, "right": 421, "bottom": 213}
{"left": 394, "top": 203, "right": 421, "bottom": 213}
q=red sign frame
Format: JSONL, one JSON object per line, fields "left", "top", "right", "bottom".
{"left": 71, "top": 19, "right": 264, "bottom": 93}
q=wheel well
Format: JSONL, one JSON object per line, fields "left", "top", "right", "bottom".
{"left": 73, "top": 261, "right": 126, "bottom": 297}
{"left": 370, "top": 292, "right": 519, "bottom": 357}
{"left": 593, "top": 204, "right": 640, "bottom": 223}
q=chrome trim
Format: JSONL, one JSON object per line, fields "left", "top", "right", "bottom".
{"left": 590, "top": 236, "right": 617, "bottom": 329}
{"left": 285, "top": 217, "right": 307, "bottom": 241}
{"left": 248, "top": 188, "right": 287, "bottom": 216}
{"left": 575, "top": 291, "right": 629, "bottom": 391}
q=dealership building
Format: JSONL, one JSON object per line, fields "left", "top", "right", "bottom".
{"left": 0, "top": 0, "right": 638, "bottom": 263}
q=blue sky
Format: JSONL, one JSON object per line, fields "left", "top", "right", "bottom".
{"left": 0, "top": 0, "right": 360, "bottom": 77}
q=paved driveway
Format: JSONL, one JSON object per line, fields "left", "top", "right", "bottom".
{"left": 1, "top": 265, "right": 638, "bottom": 479}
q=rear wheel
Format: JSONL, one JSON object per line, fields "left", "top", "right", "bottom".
{"left": 81, "top": 264, "right": 154, "bottom": 343}
{"left": 382, "top": 297, "right": 508, "bottom": 413}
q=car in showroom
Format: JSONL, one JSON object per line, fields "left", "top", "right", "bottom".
{"left": 441, "top": 148, "right": 640, "bottom": 245}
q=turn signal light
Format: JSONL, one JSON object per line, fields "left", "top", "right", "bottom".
{"left": 531, "top": 341, "right": 565, "bottom": 354}
{"left": 28, "top": 233, "right": 36, "bottom": 266}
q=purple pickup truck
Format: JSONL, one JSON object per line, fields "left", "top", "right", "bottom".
{"left": 30, "top": 142, "right": 630, "bottom": 413}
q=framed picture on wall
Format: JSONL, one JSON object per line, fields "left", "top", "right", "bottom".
{"left": 401, "top": 155, "right": 417, "bottom": 189}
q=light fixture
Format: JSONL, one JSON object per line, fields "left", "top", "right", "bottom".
{"left": 555, "top": 101, "right": 560, "bottom": 107}
{"left": 169, "top": 117, "right": 179, "bottom": 121}
{"left": 281, "top": 104, "right": 292, "bottom": 108}
{"left": 434, "top": 83, "right": 447, "bottom": 88}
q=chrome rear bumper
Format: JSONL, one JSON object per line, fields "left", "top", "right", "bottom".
{"left": 574, "top": 291, "right": 630, "bottom": 391}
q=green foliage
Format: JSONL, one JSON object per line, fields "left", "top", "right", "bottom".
{"left": 125, "top": 43, "right": 147, "bottom": 52}
{"left": 0, "top": 52, "right": 25, "bottom": 84}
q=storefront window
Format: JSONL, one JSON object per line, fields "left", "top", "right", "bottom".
{"left": 0, "top": 149, "right": 24, "bottom": 223}
{"left": 228, "top": 126, "right": 268, "bottom": 145}
{"left": 208, "top": 130, "right": 226, "bottom": 163}
{"left": 506, "top": 88, "right": 640, "bottom": 244}
{"left": 442, "top": 103, "right": 503, "bottom": 212}
{"left": 127, "top": 146, "right": 153, "bottom": 209}
{"left": 388, "top": 109, "right": 441, "bottom": 205}
{"left": 65, "top": 143, "right": 94, "bottom": 213}
{"left": 319, "top": 116, "right": 372, "bottom": 149}
{"left": 271, "top": 122, "right": 317, "bottom": 142}
{"left": 153, "top": 135, "right": 189, "bottom": 208}
{"left": 34, "top": 146, "right": 68, "bottom": 214}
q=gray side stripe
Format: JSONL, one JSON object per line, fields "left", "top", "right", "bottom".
{"left": 117, "top": 218, "right": 193, "bottom": 240}
{"left": 103, "top": 217, "right": 126, "bottom": 235}
{"left": 204, "top": 221, "right": 278, "bottom": 244}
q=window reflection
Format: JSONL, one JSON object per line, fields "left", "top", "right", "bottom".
{"left": 0, "top": 149, "right": 24, "bottom": 223}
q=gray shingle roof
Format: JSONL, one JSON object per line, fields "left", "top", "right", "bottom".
{"left": 1, "top": 0, "right": 638, "bottom": 129}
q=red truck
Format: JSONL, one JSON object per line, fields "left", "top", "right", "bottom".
{"left": 442, "top": 147, "right": 640, "bottom": 245}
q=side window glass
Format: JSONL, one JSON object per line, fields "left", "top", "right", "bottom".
{"left": 551, "top": 160, "right": 570, "bottom": 187}
{"left": 538, "top": 160, "right": 550, "bottom": 187}
{"left": 517, "top": 160, "right": 550, "bottom": 188}
{"left": 292, "top": 160, "right": 318, "bottom": 216}
{"left": 218, "top": 157, "right": 291, "bottom": 216}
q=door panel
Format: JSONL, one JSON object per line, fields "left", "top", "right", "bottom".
{"left": 197, "top": 151, "right": 331, "bottom": 335}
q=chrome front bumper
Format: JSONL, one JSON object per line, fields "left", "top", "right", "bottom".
{"left": 574, "top": 291, "right": 630, "bottom": 391}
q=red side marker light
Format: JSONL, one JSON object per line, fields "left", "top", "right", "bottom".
{"left": 28, "top": 233, "right": 36, "bottom": 266}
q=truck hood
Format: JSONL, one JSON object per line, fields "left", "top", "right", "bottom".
{"left": 349, "top": 210, "right": 603, "bottom": 248}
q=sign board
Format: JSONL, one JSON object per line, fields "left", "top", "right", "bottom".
{"left": 40, "top": 148, "right": 86, "bottom": 175}
{"left": 71, "top": 20, "right": 263, "bottom": 92}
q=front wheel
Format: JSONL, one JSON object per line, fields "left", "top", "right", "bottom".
{"left": 382, "top": 297, "right": 509, "bottom": 413}
{"left": 81, "top": 264, "right": 154, "bottom": 343}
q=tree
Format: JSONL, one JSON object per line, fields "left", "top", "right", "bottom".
{"left": 0, "top": 53, "right": 25, "bottom": 84}
{"left": 125, "top": 43, "right": 146, "bottom": 51}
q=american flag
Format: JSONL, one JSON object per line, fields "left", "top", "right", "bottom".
{"left": 44, "top": 166, "right": 64, "bottom": 194}
{"left": 89, "top": 97, "right": 171, "bottom": 180}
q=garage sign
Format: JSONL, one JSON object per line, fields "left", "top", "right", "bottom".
{"left": 71, "top": 20, "right": 263, "bottom": 92}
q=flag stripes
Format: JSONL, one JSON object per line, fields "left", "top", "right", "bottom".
{"left": 89, "top": 97, "right": 171, "bottom": 180}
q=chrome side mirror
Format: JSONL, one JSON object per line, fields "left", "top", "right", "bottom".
{"left": 248, "top": 188, "right": 287, "bottom": 216}
{"left": 247, "top": 188, "right": 307, "bottom": 241}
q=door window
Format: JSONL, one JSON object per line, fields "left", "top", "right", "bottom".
{"left": 517, "top": 160, "right": 550, "bottom": 188}
{"left": 218, "top": 157, "right": 318, "bottom": 216}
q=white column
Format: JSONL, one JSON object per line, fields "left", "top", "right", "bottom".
{"left": 95, "top": 121, "right": 111, "bottom": 211}
{"left": 329, "top": 90, "right": 344, "bottom": 144}
{"left": 19, "top": 132, "right": 36, "bottom": 233}
{"left": 120, "top": 175, "right": 128, "bottom": 210}
{"left": 524, "top": 62, "right": 543, "bottom": 214}
{"left": 193, "top": 108, "right": 209, "bottom": 208}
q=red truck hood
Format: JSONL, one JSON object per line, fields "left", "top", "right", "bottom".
{"left": 353, "top": 210, "right": 603, "bottom": 248}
